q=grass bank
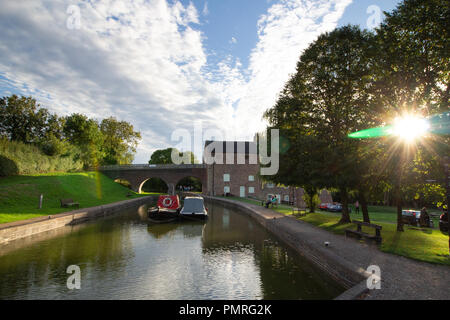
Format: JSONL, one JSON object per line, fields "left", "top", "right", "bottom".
{"left": 224, "top": 196, "right": 449, "bottom": 266}
{"left": 0, "top": 138, "right": 83, "bottom": 176}
{"left": 0, "top": 172, "right": 157, "bottom": 224}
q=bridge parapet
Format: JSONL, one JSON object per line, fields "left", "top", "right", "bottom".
{"left": 97, "top": 164, "right": 207, "bottom": 195}
{"left": 98, "top": 164, "right": 206, "bottom": 171}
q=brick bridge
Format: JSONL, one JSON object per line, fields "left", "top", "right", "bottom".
{"left": 99, "top": 164, "right": 207, "bottom": 194}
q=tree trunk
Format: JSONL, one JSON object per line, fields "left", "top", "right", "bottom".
{"left": 307, "top": 189, "right": 316, "bottom": 213}
{"left": 395, "top": 185, "right": 404, "bottom": 232}
{"left": 359, "top": 189, "right": 370, "bottom": 223}
{"left": 339, "top": 188, "right": 351, "bottom": 224}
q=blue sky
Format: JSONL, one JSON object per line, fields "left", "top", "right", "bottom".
{"left": 0, "top": 0, "right": 402, "bottom": 163}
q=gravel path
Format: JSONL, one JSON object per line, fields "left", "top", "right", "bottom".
{"left": 209, "top": 197, "right": 450, "bottom": 300}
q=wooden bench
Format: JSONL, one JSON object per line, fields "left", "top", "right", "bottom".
{"left": 345, "top": 220, "right": 382, "bottom": 244}
{"left": 292, "top": 207, "right": 308, "bottom": 216}
{"left": 60, "top": 198, "right": 80, "bottom": 209}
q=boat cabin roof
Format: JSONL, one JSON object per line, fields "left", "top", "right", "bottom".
{"left": 183, "top": 197, "right": 205, "bottom": 213}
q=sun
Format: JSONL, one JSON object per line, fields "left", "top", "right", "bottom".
{"left": 391, "top": 114, "right": 430, "bottom": 142}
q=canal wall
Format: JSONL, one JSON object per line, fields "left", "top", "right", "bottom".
{"left": 0, "top": 196, "right": 155, "bottom": 245}
{"left": 204, "top": 196, "right": 370, "bottom": 299}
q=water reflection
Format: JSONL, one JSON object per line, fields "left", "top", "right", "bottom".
{"left": 0, "top": 201, "right": 344, "bottom": 300}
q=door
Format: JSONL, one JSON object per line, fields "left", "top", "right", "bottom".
{"left": 240, "top": 186, "right": 245, "bottom": 198}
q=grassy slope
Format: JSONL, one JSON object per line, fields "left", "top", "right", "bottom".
{"left": 224, "top": 196, "right": 449, "bottom": 266}
{"left": 0, "top": 172, "right": 156, "bottom": 224}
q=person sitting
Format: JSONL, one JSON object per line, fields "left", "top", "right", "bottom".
{"left": 265, "top": 196, "right": 277, "bottom": 208}
{"left": 271, "top": 196, "right": 278, "bottom": 207}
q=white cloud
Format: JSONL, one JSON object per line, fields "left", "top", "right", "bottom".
{"left": 0, "top": 0, "right": 352, "bottom": 163}
{"left": 229, "top": 37, "right": 237, "bottom": 44}
{"left": 223, "top": 0, "right": 353, "bottom": 138}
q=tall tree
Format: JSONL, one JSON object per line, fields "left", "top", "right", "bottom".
{"left": 0, "top": 95, "right": 49, "bottom": 143}
{"left": 100, "top": 117, "right": 141, "bottom": 165}
{"left": 372, "top": 0, "right": 450, "bottom": 230}
{"left": 64, "top": 113, "right": 104, "bottom": 168}
{"left": 265, "top": 25, "right": 377, "bottom": 223}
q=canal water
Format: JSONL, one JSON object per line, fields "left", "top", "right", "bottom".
{"left": 0, "top": 200, "right": 345, "bottom": 300}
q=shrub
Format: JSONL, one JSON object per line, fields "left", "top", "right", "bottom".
{"left": 0, "top": 138, "right": 83, "bottom": 176}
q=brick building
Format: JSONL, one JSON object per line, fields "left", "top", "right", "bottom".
{"left": 203, "top": 140, "right": 333, "bottom": 206}
{"left": 204, "top": 141, "right": 261, "bottom": 198}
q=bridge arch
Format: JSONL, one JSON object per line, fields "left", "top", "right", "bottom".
{"left": 138, "top": 177, "right": 170, "bottom": 194}
{"left": 99, "top": 164, "right": 207, "bottom": 195}
{"left": 175, "top": 176, "right": 203, "bottom": 193}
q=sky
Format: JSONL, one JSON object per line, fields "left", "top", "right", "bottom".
{"left": 0, "top": 0, "right": 402, "bottom": 163}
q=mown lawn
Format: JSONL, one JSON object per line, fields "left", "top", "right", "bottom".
{"left": 0, "top": 172, "right": 155, "bottom": 224}
{"left": 224, "top": 196, "right": 450, "bottom": 266}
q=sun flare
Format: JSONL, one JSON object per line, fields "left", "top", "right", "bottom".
{"left": 391, "top": 115, "right": 430, "bottom": 142}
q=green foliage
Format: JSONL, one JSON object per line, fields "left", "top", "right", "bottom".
{"left": 149, "top": 148, "right": 198, "bottom": 165}
{"left": 63, "top": 113, "right": 104, "bottom": 168}
{"left": 100, "top": 117, "right": 141, "bottom": 165}
{"left": 302, "top": 190, "right": 320, "bottom": 213}
{"left": 39, "top": 134, "right": 72, "bottom": 156}
{"left": 0, "top": 138, "right": 83, "bottom": 176}
{"left": 264, "top": 1, "right": 449, "bottom": 226}
{"left": 0, "top": 95, "right": 50, "bottom": 143}
{"left": 0, "top": 94, "right": 142, "bottom": 171}
{"left": 265, "top": 25, "right": 376, "bottom": 222}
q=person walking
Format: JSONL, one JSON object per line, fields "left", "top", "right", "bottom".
{"left": 355, "top": 200, "right": 360, "bottom": 214}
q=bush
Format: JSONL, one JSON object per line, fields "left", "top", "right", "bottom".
{"left": 303, "top": 191, "right": 320, "bottom": 212}
{"left": 0, "top": 138, "right": 83, "bottom": 176}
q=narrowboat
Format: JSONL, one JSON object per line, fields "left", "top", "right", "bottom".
{"left": 180, "top": 196, "right": 208, "bottom": 220}
{"left": 148, "top": 195, "right": 181, "bottom": 223}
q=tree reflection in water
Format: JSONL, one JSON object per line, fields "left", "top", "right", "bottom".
{"left": 0, "top": 201, "right": 344, "bottom": 299}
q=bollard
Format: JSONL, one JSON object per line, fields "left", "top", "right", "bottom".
{"left": 39, "top": 194, "right": 43, "bottom": 209}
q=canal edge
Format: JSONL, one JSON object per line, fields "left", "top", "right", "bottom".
{"left": 0, "top": 196, "right": 156, "bottom": 245}
{"left": 204, "top": 196, "right": 371, "bottom": 300}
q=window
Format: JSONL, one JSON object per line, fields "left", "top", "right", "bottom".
{"left": 224, "top": 186, "right": 230, "bottom": 194}
{"left": 248, "top": 187, "right": 255, "bottom": 194}
{"left": 284, "top": 195, "right": 289, "bottom": 202}
{"left": 266, "top": 183, "right": 274, "bottom": 189}
{"left": 223, "top": 174, "right": 230, "bottom": 182}
{"left": 248, "top": 175, "right": 255, "bottom": 182}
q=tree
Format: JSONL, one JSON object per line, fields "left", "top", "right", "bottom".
{"left": 63, "top": 113, "right": 104, "bottom": 168}
{"left": 265, "top": 25, "right": 377, "bottom": 223}
{"left": 371, "top": 0, "right": 450, "bottom": 230}
{"left": 100, "top": 117, "right": 141, "bottom": 165}
{"left": 0, "top": 95, "right": 49, "bottom": 143}
{"left": 149, "top": 148, "right": 197, "bottom": 165}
